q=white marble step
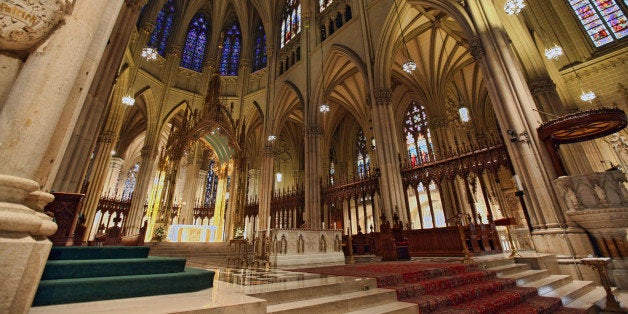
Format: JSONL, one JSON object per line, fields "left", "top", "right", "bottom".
{"left": 500, "top": 269, "right": 549, "bottom": 285}
{"left": 488, "top": 263, "right": 530, "bottom": 277}
{"left": 266, "top": 288, "right": 398, "bottom": 314}
{"left": 250, "top": 277, "right": 379, "bottom": 305}
{"left": 541, "top": 280, "right": 596, "bottom": 305}
{"left": 344, "top": 301, "right": 418, "bottom": 314}
{"left": 521, "top": 274, "right": 572, "bottom": 295}
{"left": 563, "top": 286, "right": 621, "bottom": 311}
{"left": 477, "top": 256, "right": 516, "bottom": 269}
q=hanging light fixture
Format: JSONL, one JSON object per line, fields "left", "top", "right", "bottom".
{"left": 121, "top": 95, "right": 135, "bottom": 106}
{"left": 544, "top": 44, "right": 564, "bottom": 60}
{"left": 393, "top": 0, "right": 416, "bottom": 74}
{"left": 580, "top": 90, "right": 596, "bottom": 102}
{"left": 141, "top": 47, "right": 158, "bottom": 61}
{"left": 319, "top": 104, "right": 330, "bottom": 113}
{"left": 122, "top": 46, "right": 158, "bottom": 106}
{"left": 504, "top": 0, "right": 526, "bottom": 15}
{"left": 268, "top": 134, "right": 277, "bottom": 141}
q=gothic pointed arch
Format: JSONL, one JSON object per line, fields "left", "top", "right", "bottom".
{"left": 148, "top": 0, "right": 176, "bottom": 57}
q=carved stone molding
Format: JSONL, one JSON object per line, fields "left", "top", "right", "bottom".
{"left": 168, "top": 45, "right": 182, "bottom": 58}
{"left": 374, "top": 89, "right": 392, "bottom": 106}
{"left": 98, "top": 131, "right": 115, "bottom": 144}
{"left": 263, "top": 145, "right": 275, "bottom": 157}
{"left": 306, "top": 125, "right": 324, "bottom": 137}
{"left": 469, "top": 37, "right": 485, "bottom": 61}
{"left": 141, "top": 145, "right": 153, "bottom": 158}
{"left": 0, "top": 0, "right": 70, "bottom": 50}
{"left": 530, "top": 78, "right": 557, "bottom": 96}
{"left": 430, "top": 116, "right": 449, "bottom": 129}
{"left": 239, "top": 59, "right": 250, "bottom": 70}
{"left": 125, "top": 0, "right": 148, "bottom": 9}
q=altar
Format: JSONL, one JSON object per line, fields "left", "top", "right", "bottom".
{"left": 167, "top": 224, "right": 218, "bottom": 242}
{"left": 267, "top": 229, "right": 345, "bottom": 267}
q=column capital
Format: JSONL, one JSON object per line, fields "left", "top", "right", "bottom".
{"left": 374, "top": 89, "right": 392, "bottom": 106}
{"left": 203, "top": 57, "right": 217, "bottom": 71}
{"left": 239, "top": 59, "right": 250, "bottom": 71}
{"left": 141, "top": 22, "right": 155, "bottom": 35}
{"left": 469, "top": 36, "right": 485, "bottom": 61}
{"left": 98, "top": 131, "right": 115, "bottom": 143}
{"left": 305, "top": 124, "right": 324, "bottom": 137}
{"left": 429, "top": 116, "right": 449, "bottom": 128}
{"left": 140, "top": 145, "right": 153, "bottom": 158}
{"left": 125, "top": 0, "right": 148, "bottom": 9}
{"left": 263, "top": 145, "right": 275, "bottom": 157}
{"left": 530, "top": 78, "right": 557, "bottom": 96}
{"left": 168, "top": 45, "right": 182, "bottom": 58}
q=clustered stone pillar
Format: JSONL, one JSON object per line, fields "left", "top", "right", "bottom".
{"left": 371, "top": 89, "right": 408, "bottom": 223}
{"left": 258, "top": 146, "right": 275, "bottom": 233}
{"left": 0, "top": 1, "right": 120, "bottom": 311}
{"left": 304, "top": 124, "right": 324, "bottom": 229}
{"left": 466, "top": 0, "right": 593, "bottom": 262}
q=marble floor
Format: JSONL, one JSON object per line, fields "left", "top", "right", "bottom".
{"left": 28, "top": 253, "right": 628, "bottom": 314}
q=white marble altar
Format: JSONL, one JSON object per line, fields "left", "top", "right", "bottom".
{"left": 168, "top": 224, "right": 218, "bottom": 242}
{"left": 267, "top": 229, "right": 345, "bottom": 267}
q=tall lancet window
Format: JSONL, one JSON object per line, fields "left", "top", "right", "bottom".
{"left": 219, "top": 22, "right": 242, "bottom": 76}
{"left": 180, "top": 13, "right": 208, "bottom": 72}
{"left": 253, "top": 22, "right": 267, "bottom": 71}
{"left": 404, "top": 101, "right": 433, "bottom": 167}
{"left": 148, "top": 0, "right": 175, "bottom": 56}
{"left": 122, "top": 163, "right": 140, "bottom": 200}
{"left": 569, "top": 0, "right": 627, "bottom": 47}
{"left": 281, "top": 0, "right": 301, "bottom": 48}
{"left": 356, "top": 129, "right": 370, "bottom": 178}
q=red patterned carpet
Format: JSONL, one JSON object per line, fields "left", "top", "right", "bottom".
{"left": 293, "top": 261, "right": 587, "bottom": 313}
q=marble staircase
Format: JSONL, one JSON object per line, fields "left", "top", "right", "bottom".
{"left": 477, "top": 254, "right": 616, "bottom": 312}
{"left": 248, "top": 276, "right": 417, "bottom": 314}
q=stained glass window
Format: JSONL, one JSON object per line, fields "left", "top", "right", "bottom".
{"left": 319, "top": 0, "right": 333, "bottom": 11}
{"left": 148, "top": 0, "right": 175, "bottom": 56}
{"left": 356, "top": 129, "right": 370, "bottom": 178}
{"left": 569, "top": 0, "right": 627, "bottom": 47}
{"left": 122, "top": 163, "right": 140, "bottom": 201}
{"left": 281, "top": 0, "right": 301, "bottom": 48}
{"left": 404, "top": 102, "right": 433, "bottom": 167}
{"left": 459, "top": 107, "right": 470, "bottom": 122}
{"left": 181, "top": 13, "right": 208, "bottom": 72}
{"left": 253, "top": 22, "right": 267, "bottom": 71}
{"left": 219, "top": 22, "right": 242, "bottom": 76}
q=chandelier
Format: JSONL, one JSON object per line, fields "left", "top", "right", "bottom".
{"left": 268, "top": 135, "right": 277, "bottom": 141}
{"left": 319, "top": 104, "right": 330, "bottom": 113}
{"left": 121, "top": 95, "right": 135, "bottom": 106}
{"left": 544, "top": 44, "right": 563, "bottom": 60}
{"left": 393, "top": 0, "right": 415, "bottom": 74}
{"left": 141, "top": 47, "right": 158, "bottom": 61}
{"left": 504, "top": 0, "right": 526, "bottom": 15}
{"left": 580, "top": 91, "right": 596, "bottom": 102}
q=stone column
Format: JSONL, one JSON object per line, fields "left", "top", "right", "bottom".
{"left": 371, "top": 89, "right": 408, "bottom": 222}
{"left": 51, "top": 2, "right": 146, "bottom": 193}
{"left": 126, "top": 144, "right": 157, "bottom": 234}
{"left": 304, "top": 124, "right": 324, "bottom": 229}
{"left": 258, "top": 146, "right": 275, "bottom": 233}
{"left": 466, "top": 1, "right": 592, "bottom": 260}
{"left": 81, "top": 69, "right": 133, "bottom": 238}
{"left": 0, "top": 1, "right": 120, "bottom": 312}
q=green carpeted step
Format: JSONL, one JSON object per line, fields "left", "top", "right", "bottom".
{"left": 41, "top": 256, "right": 187, "bottom": 280}
{"left": 48, "top": 246, "right": 150, "bottom": 260}
{"left": 33, "top": 267, "right": 214, "bottom": 306}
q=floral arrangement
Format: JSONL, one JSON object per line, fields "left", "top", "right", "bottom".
{"left": 154, "top": 225, "right": 166, "bottom": 242}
